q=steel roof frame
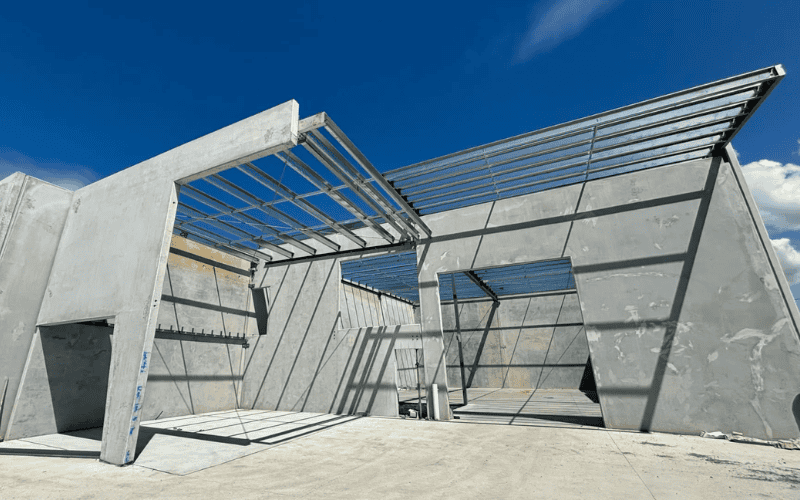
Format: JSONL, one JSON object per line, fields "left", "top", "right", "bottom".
{"left": 172, "top": 66, "right": 782, "bottom": 264}
{"left": 341, "top": 250, "right": 577, "bottom": 305}
{"left": 174, "top": 112, "right": 431, "bottom": 263}
{"left": 385, "top": 65, "right": 785, "bottom": 215}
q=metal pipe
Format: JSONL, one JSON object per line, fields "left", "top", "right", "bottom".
{"left": 452, "top": 274, "right": 469, "bottom": 407}
{"left": 416, "top": 352, "right": 422, "bottom": 419}
{"left": 431, "top": 383, "right": 440, "bottom": 420}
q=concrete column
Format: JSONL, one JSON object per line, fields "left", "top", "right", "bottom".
{"left": 416, "top": 245, "right": 451, "bottom": 420}
{"left": 100, "top": 185, "right": 178, "bottom": 465}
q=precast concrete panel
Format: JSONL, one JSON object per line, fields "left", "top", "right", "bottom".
{"left": 415, "top": 156, "right": 800, "bottom": 439}
{"left": 31, "top": 100, "right": 298, "bottom": 465}
{"left": 0, "top": 174, "right": 72, "bottom": 440}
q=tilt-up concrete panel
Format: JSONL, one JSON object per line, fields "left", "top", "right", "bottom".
{"left": 441, "top": 293, "right": 588, "bottom": 390}
{"left": 32, "top": 101, "right": 299, "bottom": 465}
{"left": 143, "top": 235, "right": 257, "bottom": 421}
{"left": 0, "top": 173, "right": 72, "bottom": 440}
{"left": 241, "top": 219, "right": 415, "bottom": 418}
{"left": 416, "top": 184, "right": 580, "bottom": 420}
{"left": 415, "top": 156, "right": 800, "bottom": 439}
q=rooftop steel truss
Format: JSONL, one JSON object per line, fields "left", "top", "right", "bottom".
{"left": 340, "top": 252, "right": 576, "bottom": 304}
{"left": 172, "top": 65, "right": 783, "bottom": 263}
{"left": 385, "top": 65, "right": 785, "bottom": 215}
{"left": 173, "top": 113, "right": 430, "bottom": 263}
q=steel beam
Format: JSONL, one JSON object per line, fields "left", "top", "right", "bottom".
{"left": 238, "top": 162, "right": 367, "bottom": 248}
{"left": 277, "top": 151, "right": 397, "bottom": 244}
{"left": 302, "top": 133, "right": 410, "bottom": 240}
{"left": 308, "top": 128, "right": 420, "bottom": 240}
{"left": 176, "top": 203, "right": 294, "bottom": 259}
{"left": 180, "top": 184, "right": 318, "bottom": 256}
{"left": 174, "top": 225, "right": 269, "bottom": 263}
{"left": 314, "top": 118, "right": 431, "bottom": 236}
{"left": 204, "top": 174, "right": 339, "bottom": 252}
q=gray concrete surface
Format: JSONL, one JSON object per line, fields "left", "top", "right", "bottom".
{"left": 449, "top": 388, "right": 604, "bottom": 428}
{"left": 6, "top": 324, "right": 112, "bottom": 440}
{"left": 0, "top": 410, "right": 798, "bottom": 499}
{"left": 416, "top": 156, "right": 800, "bottom": 438}
{"left": 242, "top": 245, "right": 421, "bottom": 418}
{"left": 3, "top": 104, "right": 799, "bottom": 475}
{"left": 0, "top": 174, "right": 73, "bottom": 440}
{"left": 339, "top": 281, "right": 414, "bottom": 329}
{"left": 30, "top": 101, "right": 298, "bottom": 465}
{"left": 442, "top": 293, "right": 589, "bottom": 390}
{"left": 144, "top": 235, "right": 257, "bottom": 420}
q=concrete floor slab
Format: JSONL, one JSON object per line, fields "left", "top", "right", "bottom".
{"left": 1, "top": 409, "right": 798, "bottom": 498}
{"left": 18, "top": 433, "right": 102, "bottom": 452}
{"left": 132, "top": 432, "right": 270, "bottom": 475}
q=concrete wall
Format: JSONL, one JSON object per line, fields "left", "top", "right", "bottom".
{"left": 241, "top": 250, "right": 422, "bottom": 418}
{"left": 416, "top": 156, "right": 800, "bottom": 439}
{"left": 441, "top": 293, "right": 588, "bottom": 390}
{"left": 31, "top": 101, "right": 298, "bottom": 464}
{"left": 142, "top": 235, "right": 257, "bottom": 420}
{"left": 0, "top": 173, "right": 72, "bottom": 440}
{"left": 340, "top": 281, "right": 414, "bottom": 328}
{"left": 6, "top": 324, "right": 112, "bottom": 439}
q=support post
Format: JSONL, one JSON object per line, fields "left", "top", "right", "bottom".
{"left": 451, "top": 274, "right": 469, "bottom": 406}
{"left": 416, "top": 244, "right": 451, "bottom": 420}
{"left": 416, "top": 351, "right": 422, "bottom": 419}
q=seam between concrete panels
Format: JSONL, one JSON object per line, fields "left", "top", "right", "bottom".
{"left": 0, "top": 175, "right": 28, "bottom": 262}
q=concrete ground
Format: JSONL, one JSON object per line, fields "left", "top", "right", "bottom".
{"left": 1, "top": 408, "right": 798, "bottom": 499}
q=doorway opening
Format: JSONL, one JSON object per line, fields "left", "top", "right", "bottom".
{"left": 439, "top": 259, "right": 603, "bottom": 428}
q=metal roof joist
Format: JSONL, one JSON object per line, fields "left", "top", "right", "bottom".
{"left": 301, "top": 133, "right": 410, "bottom": 241}
{"left": 341, "top": 251, "right": 420, "bottom": 302}
{"left": 386, "top": 65, "right": 784, "bottom": 214}
{"left": 174, "top": 223, "right": 271, "bottom": 263}
{"left": 174, "top": 112, "right": 430, "bottom": 263}
{"left": 176, "top": 203, "right": 294, "bottom": 259}
{"left": 277, "top": 150, "right": 397, "bottom": 244}
{"left": 178, "top": 184, "right": 318, "bottom": 256}
{"left": 236, "top": 162, "right": 368, "bottom": 248}
{"left": 202, "top": 174, "right": 341, "bottom": 252}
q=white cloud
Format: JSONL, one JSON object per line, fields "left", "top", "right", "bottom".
{"left": 771, "top": 238, "right": 800, "bottom": 285}
{"left": 515, "top": 0, "right": 623, "bottom": 62}
{"left": 740, "top": 159, "right": 800, "bottom": 232}
{"left": 0, "top": 149, "right": 98, "bottom": 191}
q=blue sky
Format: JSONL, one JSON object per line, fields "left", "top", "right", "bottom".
{"left": 1, "top": 0, "right": 798, "bottom": 299}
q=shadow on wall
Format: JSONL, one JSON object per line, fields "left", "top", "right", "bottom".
{"left": 794, "top": 394, "right": 800, "bottom": 433}
{"left": 242, "top": 257, "right": 403, "bottom": 419}
{"left": 39, "top": 324, "right": 113, "bottom": 433}
{"left": 442, "top": 294, "right": 591, "bottom": 391}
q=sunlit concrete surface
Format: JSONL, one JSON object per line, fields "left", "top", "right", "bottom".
{"left": 400, "top": 388, "right": 604, "bottom": 428}
{"left": 1, "top": 410, "right": 799, "bottom": 499}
